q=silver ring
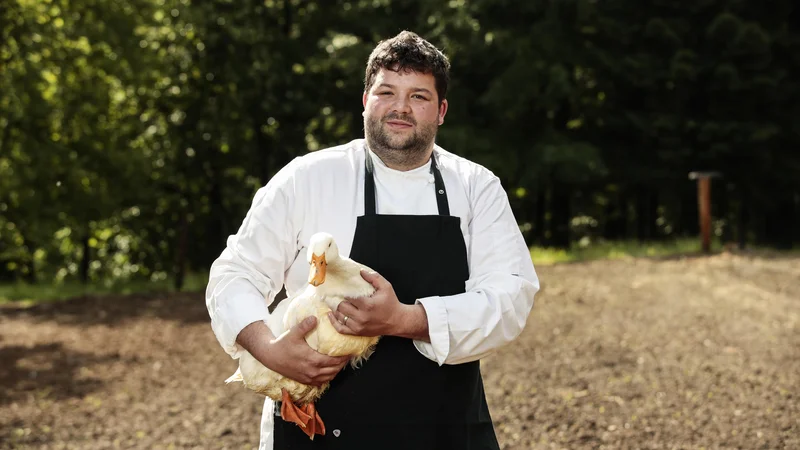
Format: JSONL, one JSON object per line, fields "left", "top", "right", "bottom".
{"left": 343, "top": 315, "right": 349, "bottom": 325}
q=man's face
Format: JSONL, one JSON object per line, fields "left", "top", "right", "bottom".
{"left": 362, "top": 68, "right": 448, "bottom": 160}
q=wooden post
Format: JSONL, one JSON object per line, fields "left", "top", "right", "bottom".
{"left": 689, "top": 172, "right": 721, "bottom": 253}
{"left": 697, "top": 177, "right": 712, "bottom": 253}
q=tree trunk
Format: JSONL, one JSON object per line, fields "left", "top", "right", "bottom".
{"left": 24, "top": 265, "right": 36, "bottom": 283}
{"left": 603, "top": 186, "right": 627, "bottom": 240}
{"left": 205, "top": 176, "right": 226, "bottom": 267}
{"left": 174, "top": 206, "right": 189, "bottom": 291}
{"left": 737, "top": 191, "right": 748, "bottom": 250}
{"left": 550, "top": 182, "right": 571, "bottom": 249}
{"left": 636, "top": 186, "right": 658, "bottom": 242}
{"left": 716, "top": 183, "right": 734, "bottom": 246}
{"left": 764, "top": 189, "right": 795, "bottom": 250}
{"left": 794, "top": 190, "right": 800, "bottom": 248}
{"left": 680, "top": 184, "right": 699, "bottom": 238}
{"left": 16, "top": 232, "right": 37, "bottom": 283}
{"left": 533, "top": 184, "right": 547, "bottom": 246}
{"left": 80, "top": 232, "right": 91, "bottom": 284}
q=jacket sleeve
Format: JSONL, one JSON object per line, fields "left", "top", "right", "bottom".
{"left": 205, "top": 159, "right": 304, "bottom": 359}
{"left": 413, "top": 174, "right": 539, "bottom": 365}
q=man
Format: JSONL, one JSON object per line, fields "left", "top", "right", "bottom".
{"left": 206, "top": 30, "right": 539, "bottom": 449}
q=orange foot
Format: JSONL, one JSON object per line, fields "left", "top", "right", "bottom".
{"left": 280, "top": 389, "right": 326, "bottom": 440}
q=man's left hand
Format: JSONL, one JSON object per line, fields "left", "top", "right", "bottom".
{"left": 327, "top": 269, "right": 405, "bottom": 337}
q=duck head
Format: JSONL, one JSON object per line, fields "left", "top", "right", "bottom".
{"left": 306, "top": 232, "right": 340, "bottom": 286}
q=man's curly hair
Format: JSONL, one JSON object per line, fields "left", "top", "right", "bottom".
{"left": 364, "top": 31, "right": 450, "bottom": 104}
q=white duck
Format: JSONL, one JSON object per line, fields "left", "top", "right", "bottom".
{"left": 225, "top": 232, "right": 380, "bottom": 439}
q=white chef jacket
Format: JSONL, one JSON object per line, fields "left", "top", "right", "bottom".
{"left": 205, "top": 139, "right": 539, "bottom": 449}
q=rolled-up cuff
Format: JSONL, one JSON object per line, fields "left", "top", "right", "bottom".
{"left": 212, "top": 293, "right": 270, "bottom": 359}
{"left": 413, "top": 296, "right": 449, "bottom": 366}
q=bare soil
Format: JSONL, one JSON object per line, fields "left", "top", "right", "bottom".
{"left": 1, "top": 252, "right": 798, "bottom": 449}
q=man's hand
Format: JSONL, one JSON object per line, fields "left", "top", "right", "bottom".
{"left": 328, "top": 270, "right": 430, "bottom": 342}
{"left": 237, "top": 317, "right": 350, "bottom": 387}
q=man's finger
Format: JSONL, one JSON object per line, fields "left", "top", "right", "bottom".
{"left": 343, "top": 296, "right": 365, "bottom": 309}
{"left": 314, "top": 369, "right": 337, "bottom": 381}
{"left": 317, "top": 364, "right": 346, "bottom": 378}
{"left": 311, "top": 357, "right": 349, "bottom": 373}
{"left": 336, "top": 301, "right": 360, "bottom": 318}
{"left": 331, "top": 309, "right": 361, "bottom": 331}
{"left": 329, "top": 310, "right": 346, "bottom": 325}
{"left": 339, "top": 297, "right": 362, "bottom": 310}
{"left": 314, "top": 350, "right": 350, "bottom": 366}
{"left": 291, "top": 316, "right": 317, "bottom": 338}
{"left": 327, "top": 312, "right": 355, "bottom": 335}
{"left": 359, "top": 269, "right": 385, "bottom": 289}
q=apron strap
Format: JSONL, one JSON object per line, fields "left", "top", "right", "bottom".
{"left": 430, "top": 152, "right": 450, "bottom": 216}
{"left": 364, "top": 149, "right": 450, "bottom": 216}
{"left": 365, "top": 150, "right": 377, "bottom": 216}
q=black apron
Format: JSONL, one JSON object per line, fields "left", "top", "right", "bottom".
{"left": 273, "top": 150, "right": 500, "bottom": 450}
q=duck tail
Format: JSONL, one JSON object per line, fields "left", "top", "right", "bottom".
{"left": 225, "top": 368, "right": 244, "bottom": 384}
{"left": 349, "top": 340, "right": 379, "bottom": 369}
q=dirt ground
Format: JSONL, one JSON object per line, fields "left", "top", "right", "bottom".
{"left": 1, "top": 252, "right": 798, "bottom": 449}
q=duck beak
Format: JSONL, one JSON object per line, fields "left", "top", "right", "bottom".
{"left": 308, "top": 253, "right": 327, "bottom": 286}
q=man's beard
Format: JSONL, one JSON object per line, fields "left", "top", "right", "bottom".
{"left": 365, "top": 112, "right": 438, "bottom": 170}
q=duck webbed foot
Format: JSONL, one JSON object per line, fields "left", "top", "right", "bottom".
{"left": 280, "top": 389, "right": 326, "bottom": 440}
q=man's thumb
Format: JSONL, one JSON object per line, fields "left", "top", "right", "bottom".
{"left": 360, "top": 268, "right": 382, "bottom": 287}
{"left": 293, "top": 316, "right": 317, "bottom": 337}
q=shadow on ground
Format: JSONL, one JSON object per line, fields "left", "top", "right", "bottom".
{"left": 0, "top": 291, "right": 211, "bottom": 327}
{"left": 0, "top": 341, "right": 122, "bottom": 406}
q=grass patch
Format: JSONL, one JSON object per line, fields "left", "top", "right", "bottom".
{"left": 530, "top": 237, "right": 722, "bottom": 265}
{"left": 0, "top": 272, "right": 208, "bottom": 305}
{"left": 4, "top": 239, "right": 796, "bottom": 305}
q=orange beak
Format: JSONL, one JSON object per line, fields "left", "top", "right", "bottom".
{"left": 308, "top": 253, "right": 327, "bottom": 286}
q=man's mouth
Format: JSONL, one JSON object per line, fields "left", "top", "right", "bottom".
{"left": 385, "top": 120, "right": 413, "bottom": 129}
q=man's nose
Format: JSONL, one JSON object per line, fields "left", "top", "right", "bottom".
{"left": 391, "top": 95, "right": 412, "bottom": 114}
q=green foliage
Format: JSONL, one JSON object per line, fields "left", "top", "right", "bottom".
{"left": 530, "top": 238, "right": 723, "bottom": 266}
{"left": 1, "top": 0, "right": 798, "bottom": 291}
{"left": 0, "top": 272, "right": 208, "bottom": 304}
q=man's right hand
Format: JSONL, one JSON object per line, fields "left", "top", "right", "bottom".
{"left": 237, "top": 317, "right": 350, "bottom": 387}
